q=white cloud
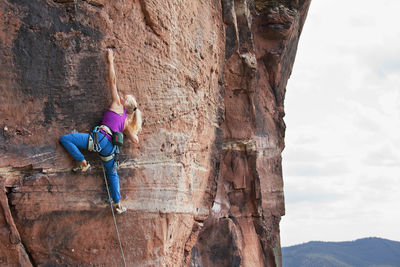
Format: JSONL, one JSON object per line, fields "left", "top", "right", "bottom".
{"left": 283, "top": 147, "right": 324, "bottom": 162}
{"left": 348, "top": 15, "right": 376, "bottom": 28}
{"left": 281, "top": 0, "right": 400, "bottom": 246}
{"left": 284, "top": 160, "right": 349, "bottom": 177}
{"left": 363, "top": 144, "right": 400, "bottom": 166}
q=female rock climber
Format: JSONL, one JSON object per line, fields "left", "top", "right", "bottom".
{"left": 60, "top": 49, "right": 142, "bottom": 214}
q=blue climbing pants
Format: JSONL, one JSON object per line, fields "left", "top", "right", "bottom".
{"left": 60, "top": 132, "right": 121, "bottom": 203}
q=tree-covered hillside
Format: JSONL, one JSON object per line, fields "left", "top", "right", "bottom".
{"left": 282, "top": 237, "right": 400, "bottom": 267}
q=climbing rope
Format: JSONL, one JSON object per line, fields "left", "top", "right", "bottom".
{"left": 101, "top": 164, "right": 127, "bottom": 267}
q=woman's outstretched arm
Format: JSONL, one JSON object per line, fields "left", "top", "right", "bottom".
{"left": 107, "top": 49, "right": 122, "bottom": 107}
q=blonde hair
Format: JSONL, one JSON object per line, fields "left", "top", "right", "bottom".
{"left": 125, "top": 94, "right": 142, "bottom": 135}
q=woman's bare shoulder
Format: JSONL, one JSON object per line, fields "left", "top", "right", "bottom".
{"left": 109, "top": 102, "right": 124, "bottom": 114}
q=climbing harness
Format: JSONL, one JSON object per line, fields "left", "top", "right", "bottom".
{"left": 88, "top": 125, "right": 124, "bottom": 166}
{"left": 101, "top": 163, "right": 127, "bottom": 267}
{"left": 88, "top": 125, "right": 110, "bottom": 152}
{"left": 88, "top": 126, "right": 117, "bottom": 165}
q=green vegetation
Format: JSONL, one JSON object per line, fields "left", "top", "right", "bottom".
{"left": 253, "top": 0, "right": 294, "bottom": 12}
{"left": 282, "top": 237, "right": 400, "bottom": 267}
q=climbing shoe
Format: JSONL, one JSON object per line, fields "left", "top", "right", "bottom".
{"left": 72, "top": 162, "right": 91, "bottom": 173}
{"left": 115, "top": 206, "right": 127, "bottom": 215}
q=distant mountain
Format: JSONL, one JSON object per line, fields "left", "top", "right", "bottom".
{"left": 282, "top": 237, "right": 400, "bottom": 267}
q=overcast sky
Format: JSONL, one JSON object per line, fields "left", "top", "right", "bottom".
{"left": 280, "top": 0, "right": 400, "bottom": 247}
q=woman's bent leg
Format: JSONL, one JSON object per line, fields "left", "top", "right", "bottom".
{"left": 103, "top": 159, "right": 121, "bottom": 203}
{"left": 60, "top": 133, "right": 89, "bottom": 162}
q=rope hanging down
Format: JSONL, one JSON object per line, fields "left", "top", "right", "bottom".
{"left": 101, "top": 164, "right": 127, "bottom": 267}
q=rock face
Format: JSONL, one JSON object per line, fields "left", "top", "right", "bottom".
{"left": 0, "top": 0, "right": 310, "bottom": 266}
{"left": 190, "top": 1, "right": 311, "bottom": 266}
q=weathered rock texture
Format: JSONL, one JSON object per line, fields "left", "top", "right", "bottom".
{"left": 190, "top": 1, "right": 311, "bottom": 266}
{"left": 0, "top": 0, "right": 310, "bottom": 266}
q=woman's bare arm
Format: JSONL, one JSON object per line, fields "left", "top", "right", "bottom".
{"left": 107, "top": 49, "right": 122, "bottom": 107}
{"left": 124, "top": 127, "right": 139, "bottom": 144}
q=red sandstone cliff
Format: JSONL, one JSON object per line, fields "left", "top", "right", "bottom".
{"left": 0, "top": 0, "right": 310, "bottom": 266}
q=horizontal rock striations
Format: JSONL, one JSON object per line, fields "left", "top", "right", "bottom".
{"left": 0, "top": 0, "right": 310, "bottom": 266}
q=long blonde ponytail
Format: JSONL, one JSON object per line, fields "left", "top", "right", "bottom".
{"left": 129, "top": 108, "right": 142, "bottom": 135}
{"left": 125, "top": 94, "right": 142, "bottom": 135}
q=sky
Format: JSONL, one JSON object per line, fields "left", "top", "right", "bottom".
{"left": 280, "top": 0, "right": 400, "bottom": 247}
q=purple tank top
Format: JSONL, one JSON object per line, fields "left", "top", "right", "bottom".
{"left": 101, "top": 108, "right": 127, "bottom": 140}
